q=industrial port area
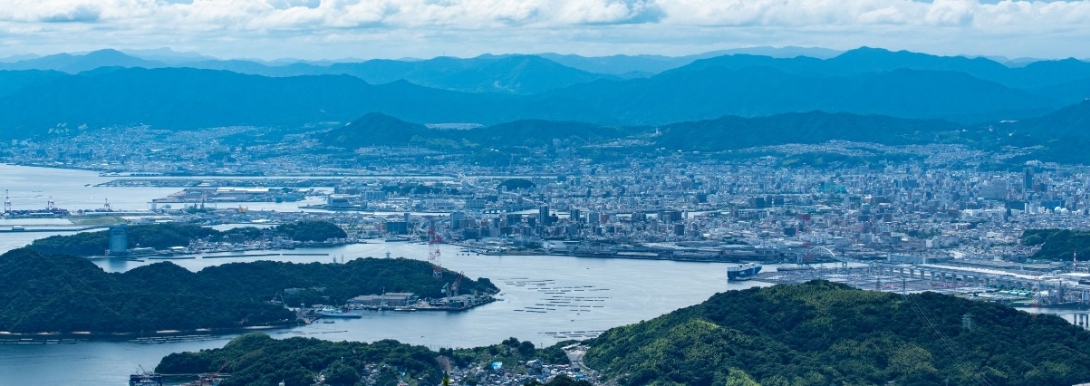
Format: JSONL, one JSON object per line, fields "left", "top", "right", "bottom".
{"left": 9, "top": 139, "right": 1090, "bottom": 312}
{"left": 757, "top": 262, "right": 1090, "bottom": 318}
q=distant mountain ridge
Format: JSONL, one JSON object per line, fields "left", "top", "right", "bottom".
{"left": 0, "top": 50, "right": 609, "bottom": 95}
{"left": 4, "top": 46, "right": 1089, "bottom": 98}
{"left": 2, "top": 46, "right": 1090, "bottom": 147}
{"left": 175, "top": 54, "right": 610, "bottom": 94}
{"left": 0, "top": 49, "right": 166, "bottom": 74}
{"left": 674, "top": 47, "right": 1090, "bottom": 91}
{"left": 538, "top": 46, "right": 842, "bottom": 76}
{"left": 528, "top": 66, "right": 1059, "bottom": 124}
{"left": 0, "top": 67, "right": 518, "bottom": 138}
{"left": 0, "top": 65, "right": 1083, "bottom": 140}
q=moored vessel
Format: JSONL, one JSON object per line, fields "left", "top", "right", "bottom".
{"left": 727, "top": 263, "right": 762, "bottom": 281}
{"left": 316, "top": 306, "right": 362, "bottom": 319}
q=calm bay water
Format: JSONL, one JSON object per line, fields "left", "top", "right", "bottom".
{"left": 0, "top": 163, "right": 327, "bottom": 212}
{"left": 0, "top": 164, "right": 759, "bottom": 385}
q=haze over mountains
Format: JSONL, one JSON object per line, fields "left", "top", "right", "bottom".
{"left": 1, "top": 46, "right": 1090, "bottom": 163}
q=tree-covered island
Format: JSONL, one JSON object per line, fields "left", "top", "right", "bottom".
{"left": 27, "top": 221, "right": 349, "bottom": 256}
{"left": 155, "top": 334, "right": 585, "bottom": 386}
{"left": 0, "top": 248, "right": 497, "bottom": 334}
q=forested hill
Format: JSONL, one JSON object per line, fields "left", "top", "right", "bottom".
{"left": 652, "top": 111, "right": 960, "bottom": 151}
{"left": 27, "top": 221, "right": 346, "bottom": 257}
{"left": 323, "top": 109, "right": 1090, "bottom": 164}
{"left": 319, "top": 111, "right": 955, "bottom": 152}
{"left": 155, "top": 334, "right": 577, "bottom": 386}
{"left": 1022, "top": 229, "right": 1090, "bottom": 262}
{"left": 584, "top": 281, "right": 1090, "bottom": 386}
{"left": 318, "top": 113, "right": 632, "bottom": 150}
{"left": 0, "top": 248, "right": 497, "bottom": 334}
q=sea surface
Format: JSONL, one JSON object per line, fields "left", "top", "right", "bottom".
{"left": 0, "top": 163, "right": 327, "bottom": 213}
{"left": 0, "top": 241, "right": 759, "bottom": 384}
{"left": 0, "top": 164, "right": 759, "bottom": 384}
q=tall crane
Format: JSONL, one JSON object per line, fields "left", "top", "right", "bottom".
{"left": 450, "top": 272, "right": 464, "bottom": 298}
{"left": 428, "top": 226, "right": 443, "bottom": 280}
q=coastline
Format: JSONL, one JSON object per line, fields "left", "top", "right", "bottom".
{"left": 0, "top": 323, "right": 296, "bottom": 343}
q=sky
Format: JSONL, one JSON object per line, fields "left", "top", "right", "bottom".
{"left": 1, "top": 0, "right": 1089, "bottom": 60}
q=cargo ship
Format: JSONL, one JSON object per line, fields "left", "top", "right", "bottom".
{"left": 129, "top": 367, "right": 163, "bottom": 386}
{"left": 727, "top": 263, "right": 762, "bottom": 281}
{"left": 315, "top": 306, "right": 362, "bottom": 319}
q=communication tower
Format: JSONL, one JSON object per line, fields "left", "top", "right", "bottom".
{"left": 103, "top": 198, "right": 112, "bottom": 211}
{"left": 3, "top": 190, "right": 10, "bottom": 213}
{"left": 46, "top": 196, "right": 54, "bottom": 211}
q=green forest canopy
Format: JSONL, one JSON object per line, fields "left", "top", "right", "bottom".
{"left": 28, "top": 221, "right": 348, "bottom": 256}
{"left": 584, "top": 280, "right": 1090, "bottom": 386}
{"left": 0, "top": 248, "right": 496, "bottom": 334}
{"left": 499, "top": 178, "right": 535, "bottom": 191}
{"left": 156, "top": 333, "right": 577, "bottom": 386}
{"left": 1022, "top": 229, "right": 1090, "bottom": 261}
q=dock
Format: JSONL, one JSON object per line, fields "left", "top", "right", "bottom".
{"left": 756, "top": 262, "right": 1090, "bottom": 308}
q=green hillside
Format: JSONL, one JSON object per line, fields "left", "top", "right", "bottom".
{"left": 156, "top": 334, "right": 576, "bottom": 386}
{"left": 584, "top": 281, "right": 1090, "bottom": 386}
{"left": 157, "top": 333, "right": 442, "bottom": 386}
{"left": 318, "top": 113, "right": 632, "bottom": 151}
{"left": 1022, "top": 229, "right": 1090, "bottom": 261}
{"left": 0, "top": 248, "right": 496, "bottom": 334}
{"left": 654, "top": 111, "right": 959, "bottom": 151}
{"left": 28, "top": 221, "right": 347, "bottom": 256}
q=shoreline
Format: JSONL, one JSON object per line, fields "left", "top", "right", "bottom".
{"left": 0, "top": 323, "right": 295, "bottom": 343}
{"left": 0, "top": 297, "right": 503, "bottom": 342}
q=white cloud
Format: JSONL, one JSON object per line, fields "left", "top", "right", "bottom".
{"left": 1, "top": 0, "right": 1089, "bottom": 59}
{"left": 925, "top": 0, "right": 975, "bottom": 26}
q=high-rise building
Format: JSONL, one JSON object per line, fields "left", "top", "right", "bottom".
{"left": 538, "top": 206, "right": 550, "bottom": 225}
{"left": 451, "top": 212, "right": 466, "bottom": 230}
{"left": 385, "top": 221, "right": 409, "bottom": 235}
{"left": 660, "top": 210, "right": 682, "bottom": 223}
{"left": 983, "top": 180, "right": 1008, "bottom": 200}
{"left": 109, "top": 224, "right": 128, "bottom": 256}
{"left": 1024, "top": 167, "right": 1034, "bottom": 194}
